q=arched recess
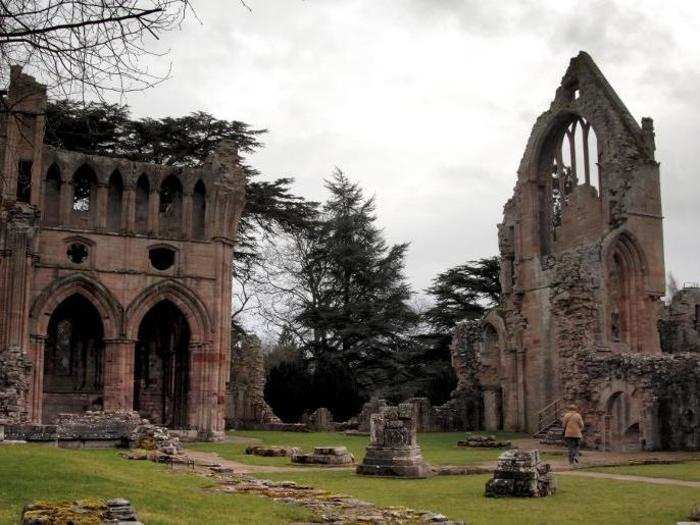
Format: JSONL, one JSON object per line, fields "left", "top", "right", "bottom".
{"left": 192, "top": 179, "right": 206, "bottom": 239}
{"left": 533, "top": 111, "right": 603, "bottom": 254}
{"left": 135, "top": 174, "right": 150, "bottom": 234}
{"left": 43, "top": 163, "right": 61, "bottom": 225}
{"left": 133, "top": 300, "right": 191, "bottom": 427}
{"left": 71, "top": 163, "right": 98, "bottom": 228}
{"left": 42, "top": 294, "right": 105, "bottom": 423}
{"left": 29, "top": 274, "right": 122, "bottom": 340}
{"left": 107, "top": 170, "right": 124, "bottom": 232}
{"left": 124, "top": 280, "right": 211, "bottom": 344}
{"left": 603, "top": 387, "right": 642, "bottom": 452}
{"left": 159, "top": 174, "right": 183, "bottom": 237}
{"left": 602, "top": 231, "right": 649, "bottom": 352}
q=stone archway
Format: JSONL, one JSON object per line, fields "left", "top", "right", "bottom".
{"left": 133, "top": 300, "right": 191, "bottom": 428}
{"left": 42, "top": 294, "right": 105, "bottom": 423}
{"left": 605, "top": 389, "right": 642, "bottom": 452}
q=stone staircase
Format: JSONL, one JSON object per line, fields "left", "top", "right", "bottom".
{"left": 533, "top": 398, "right": 565, "bottom": 446}
{"left": 536, "top": 421, "right": 565, "bottom": 446}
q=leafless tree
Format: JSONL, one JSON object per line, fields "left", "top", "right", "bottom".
{"left": 0, "top": 0, "right": 197, "bottom": 99}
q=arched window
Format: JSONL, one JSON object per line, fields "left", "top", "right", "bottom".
{"left": 72, "top": 164, "right": 97, "bottom": 227}
{"left": 17, "top": 159, "right": 32, "bottom": 203}
{"left": 537, "top": 115, "right": 602, "bottom": 253}
{"left": 159, "top": 175, "right": 183, "bottom": 237}
{"left": 107, "top": 170, "right": 123, "bottom": 232}
{"left": 192, "top": 179, "right": 206, "bottom": 239}
{"left": 606, "top": 234, "right": 647, "bottom": 352}
{"left": 43, "top": 164, "right": 61, "bottom": 226}
{"left": 135, "top": 175, "right": 150, "bottom": 234}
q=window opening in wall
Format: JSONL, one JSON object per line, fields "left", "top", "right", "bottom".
{"left": 149, "top": 247, "right": 175, "bottom": 271}
{"left": 44, "top": 164, "right": 61, "bottom": 225}
{"left": 67, "top": 243, "right": 89, "bottom": 264}
{"left": 695, "top": 304, "right": 700, "bottom": 331}
{"left": 72, "top": 168, "right": 94, "bottom": 213}
{"left": 16, "top": 159, "right": 32, "bottom": 202}
{"left": 135, "top": 175, "right": 150, "bottom": 233}
{"left": 159, "top": 175, "right": 183, "bottom": 237}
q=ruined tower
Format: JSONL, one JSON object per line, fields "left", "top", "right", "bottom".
{"left": 0, "top": 67, "right": 246, "bottom": 438}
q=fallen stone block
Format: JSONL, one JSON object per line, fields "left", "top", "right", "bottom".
{"left": 292, "top": 446, "right": 355, "bottom": 465}
{"left": 485, "top": 450, "right": 556, "bottom": 498}
{"left": 245, "top": 445, "right": 302, "bottom": 457}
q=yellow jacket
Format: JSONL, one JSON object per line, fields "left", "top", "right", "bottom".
{"left": 563, "top": 411, "right": 584, "bottom": 438}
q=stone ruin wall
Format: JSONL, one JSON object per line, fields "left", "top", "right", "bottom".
{"left": 226, "top": 334, "right": 280, "bottom": 429}
{"left": 660, "top": 287, "right": 700, "bottom": 354}
{"left": 431, "top": 53, "right": 700, "bottom": 451}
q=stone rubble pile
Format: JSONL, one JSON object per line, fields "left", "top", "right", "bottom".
{"left": 20, "top": 498, "right": 141, "bottom": 524}
{"left": 301, "top": 407, "right": 334, "bottom": 431}
{"left": 291, "top": 446, "right": 355, "bottom": 465}
{"left": 485, "top": 450, "right": 556, "bottom": 498}
{"left": 216, "top": 475, "right": 461, "bottom": 523}
{"left": 244, "top": 445, "right": 301, "bottom": 457}
{"left": 457, "top": 433, "right": 511, "bottom": 448}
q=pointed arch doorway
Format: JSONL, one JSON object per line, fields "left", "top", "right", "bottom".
{"left": 133, "top": 300, "right": 191, "bottom": 427}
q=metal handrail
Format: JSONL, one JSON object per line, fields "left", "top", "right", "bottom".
{"left": 535, "top": 398, "right": 562, "bottom": 435}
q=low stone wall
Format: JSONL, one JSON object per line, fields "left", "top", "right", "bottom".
{"left": 2, "top": 410, "right": 183, "bottom": 452}
{"left": 565, "top": 352, "right": 700, "bottom": 451}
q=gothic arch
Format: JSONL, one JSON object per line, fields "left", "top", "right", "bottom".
{"left": 602, "top": 230, "right": 650, "bottom": 351}
{"left": 124, "top": 280, "right": 211, "bottom": 343}
{"left": 30, "top": 273, "right": 123, "bottom": 339}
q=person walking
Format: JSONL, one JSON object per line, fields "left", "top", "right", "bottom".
{"left": 562, "top": 404, "right": 584, "bottom": 466}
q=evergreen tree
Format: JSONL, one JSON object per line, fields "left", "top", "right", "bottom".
{"left": 424, "top": 256, "right": 501, "bottom": 331}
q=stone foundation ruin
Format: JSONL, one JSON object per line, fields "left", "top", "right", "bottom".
{"left": 485, "top": 450, "right": 556, "bottom": 498}
{"left": 291, "top": 446, "right": 355, "bottom": 465}
{"left": 356, "top": 402, "right": 431, "bottom": 478}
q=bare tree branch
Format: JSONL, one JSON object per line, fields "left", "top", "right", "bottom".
{"left": 0, "top": 0, "right": 198, "bottom": 99}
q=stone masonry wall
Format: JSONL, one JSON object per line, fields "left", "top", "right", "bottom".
{"left": 226, "top": 334, "right": 280, "bottom": 429}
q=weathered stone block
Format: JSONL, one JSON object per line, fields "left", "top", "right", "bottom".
{"left": 485, "top": 450, "right": 556, "bottom": 498}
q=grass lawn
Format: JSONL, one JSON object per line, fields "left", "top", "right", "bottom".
{"left": 259, "top": 468, "right": 700, "bottom": 525}
{"left": 0, "top": 444, "right": 313, "bottom": 524}
{"left": 590, "top": 460, "right": 700, "bottom": 482}
{"left": 188, "top": 430, "right": 526, "bottom": 467}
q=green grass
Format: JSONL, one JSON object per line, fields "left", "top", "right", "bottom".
{"left": 258, "top": 468, "right": 700, "bottom": 525}
{"left": 0, "top": 444, "right": 313, "bottom": 524}
{"left": 188, "top": 430, "right": 525, "bottom": 467}
{"left": 590, "top": 460, "right": 700, "bottom": 482}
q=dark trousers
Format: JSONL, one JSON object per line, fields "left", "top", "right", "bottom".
{"left": 565, "top": 437, "right": 581, "bottom": 464}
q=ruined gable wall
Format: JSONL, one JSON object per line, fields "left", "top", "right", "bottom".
{"left": 496, "top": 53, "right": 665, "bottom": 432}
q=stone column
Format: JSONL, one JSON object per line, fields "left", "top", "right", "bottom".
{"left": 124, "top": 186, "right": 136, "bottom": 233}
{"left": 28, "top": 334, "right": 45, "bottom": 423}
{"left": 103, "top": 338, "right": 136, "bottom": 411}
{"left": 483, "top": 387, "right": 500, "bottom": 431}
{"left": 182, "top": 192, "right": 193, "bottom": 239}
{"left": 95, "top": 182, "right": 108, "bottom": 230}
{"left": 147, "top": 188, "right": 159, "bottom": 236}
{"left": 59, "top": 180, "right": 73, "bottom": 226}
{"left": 516, "top": 349, "right": 527, "bottom": 431}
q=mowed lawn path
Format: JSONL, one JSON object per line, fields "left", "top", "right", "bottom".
{"left": 0, "top": 444, "right": 313, "bottom": 524}
{"left": 589, "top": 460, "right": 700, "bottom": 482}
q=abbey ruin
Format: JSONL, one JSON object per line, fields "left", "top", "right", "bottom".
{"left": 447, "top": 52, "right": 699, "bottom": 451}
{"left": 0, "top": 53, "right": 698, "bottom": 452}
{"left": 0, "top": 66, "right": 246, "bottom": 438}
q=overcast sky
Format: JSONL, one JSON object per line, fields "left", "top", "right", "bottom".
{"left": 125, "top": 0, "right": 700, "bottom": 301}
